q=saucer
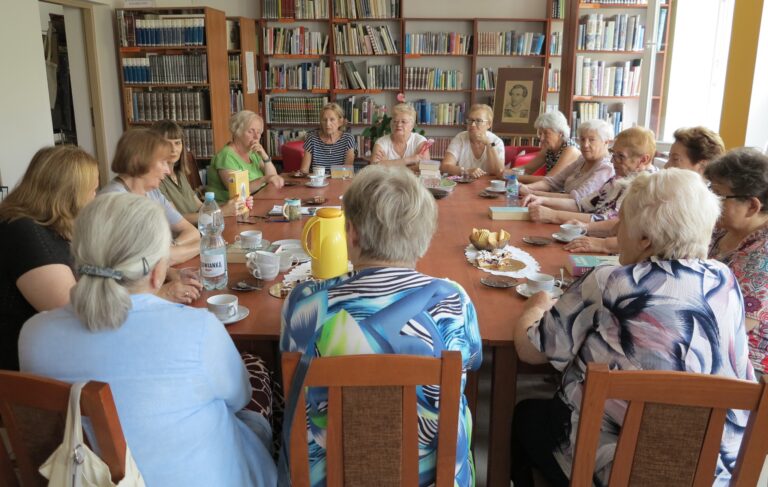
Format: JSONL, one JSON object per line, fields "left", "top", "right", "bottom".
{"left": 478, "top": 190, "right": 500, "bottom": 199}
{"left": 273, "top": 239, "right": 310, "bottom": 263}
{"left": 220, "top": 305, "right": 249, "bottom": 325}
{"left": 552, "top": 232, "right": 583, "bottom": 243}
{"left": 480, "top": 276, "right": 520, "bottom": 288}
{"left": 305, "top": 181, "right": 329, "bottom": 188}
{"left": 234, "top": 239, "right": 270, "bottom": 251}
{"left": 484, "top": 186, "right": 507, "bottom": 193}
{"left": 456, "top": 177, "right": 477, "bottom": 184}
{"left": 515, "top": 283, "right": 564, "bottom": 299}
{"left": 522, "top": 236, "right": 553, "bottom": 246}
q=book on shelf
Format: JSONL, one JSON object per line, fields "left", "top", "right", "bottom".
{"left": 488, "top": 207, "right": 530, "bottom": 221}
{"left": 266, "top": 129, "right": 309, "bottom": 157}
{"left": 657, "top": 8, "right": 668, "bottom": 48}
{"left": 266, "top": 95, "right": 329, "bottom": 124}
{"left": 263, "top": 26, "right": 329, "bottom": 55}
{"left": 552, "top": 0, "right": 565, "bottom": 19}
{"left": 475, "top": 67, "right": 496, "bottom": 91}
{"left": 567, "top": 254, "right": 620, "bottom": 277}
{"left": 116, "top": 12, "right": 206, "bottom": 48}
{"left": 580, "top": 0, "right": 647, "bottom": 4}
{"left": 578, "top": 14, "right": 644, "bottom": 52}
{"left": 265, "top": 61, "right": 330, "bottom": 90}
{"left": 570, "top": 102, "right": 623, "bottom": 137}
{"left": 122, "top": 53, "right": 209, "bottom": 85}
{"left": 574, "top": 56, "right": 641, "bottom": 97}
{"left": 405, "top": 67, "right": 463, "bottom": 91}
{"left": 409, "top": 99, "right": 466, "bottom": 126}
{"left": 334, "top": 23, "right": 398, "bottom": 55}
{"left": 127, "top": 89, "right": 210, "bottom": 123}
{"left": 226, "top": 20, "right": 240, "bottom": 51}
{"left": 404, "top": 32, "right": 472, "bottom": 55}
{"left": 333, "top": 0, "right": 399, "bottom": 19}
{"left": 477, "top": 31, "right": 545, "bottom": 56}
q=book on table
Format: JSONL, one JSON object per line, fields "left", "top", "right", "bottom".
{"left": 488, "top": 207, "right": 530, "bottom": 221}
{"left": 567, "top": 254, "right": 620, "bottom": 277}
{"left": 226, "top": 170, "right": 250, "bottom": 216}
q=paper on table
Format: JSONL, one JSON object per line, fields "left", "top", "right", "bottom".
{"left": 245, "top": 52, "right": 256, "bottom": 94}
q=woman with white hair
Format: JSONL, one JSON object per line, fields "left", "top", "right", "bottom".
{"left": 207, "top": 110, "right": 284, "bottom": 201}
{"left": 441, "top": 104, "right": 505, "bottom": 177}
{"left": 281, "top": 166, "right": 482, "bottom": 487}
{"left": 519, "top": 119, "right": 613, "bottom": 202}
{"left": 515, "top": 111, "right": 580, "bottom": 183}
{"left": 370, "top": 103, "right": 431, "bottom": 167}
{"left": 511, "top": 169, "right": 754, "bottom": 487}
{"left": 19, "top": 193, "right": 277, "bottom": 487}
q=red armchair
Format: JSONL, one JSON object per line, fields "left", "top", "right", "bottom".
{"left": 280, "top": 140, "right": 305, "bottom": 172}
{"left": 504, "top": 145, "right": 544, "bottom": 175}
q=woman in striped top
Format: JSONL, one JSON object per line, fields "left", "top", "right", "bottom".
{"left": 300, "top": 102, "right": 356, "bottom": 173}
{"left": 281, "top": 166, "right": 482, "bottom": 487}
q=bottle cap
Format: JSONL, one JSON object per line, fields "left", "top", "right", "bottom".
{"left": 204, "top": 192, "right": 215, "bottom": 201}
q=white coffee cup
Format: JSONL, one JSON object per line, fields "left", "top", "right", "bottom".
{"left": 527, "top": 273, "right": 555, "bottom": 294}
{"left": 207, "top": 294, "right": 238, "bottom": 320}
{"left": 246, "top": 250, "right": 280, "bottom": 281}
{"left": 312, "top": 166, "right": 326, "bottom": 177}
{"left": 278, "top": 251, "right": 299, "bottom": 272}
{"left": 308, "top": 174, "right": 326, "bottom": 187}
{"left": 560, "top": 223, "right": 586, "bottom": 239}
{"left": 235, "top": 230, "right": 263, "bottom": 249}
{"left": 490, "top": 179, "right": 506, "bottom": 191}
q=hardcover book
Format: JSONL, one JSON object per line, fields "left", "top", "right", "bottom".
{"left": 488, "top": 207, "right": 530, "bottom": 221}
{"left": 567, "top": 254, "right": 620, "bottom": 277}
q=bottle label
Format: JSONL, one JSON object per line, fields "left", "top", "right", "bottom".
{"left": 200, "top": 253, "right": 226, "bottom": 278}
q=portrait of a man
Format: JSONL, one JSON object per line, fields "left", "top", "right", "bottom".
{"left": 502, "top": 81, "right": 532, "bottom": 124}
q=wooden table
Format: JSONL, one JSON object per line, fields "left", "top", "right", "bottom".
{"left": 187, "top": 176, "right": 569, "bottom": 486}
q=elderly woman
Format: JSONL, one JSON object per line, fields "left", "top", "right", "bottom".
{"left": 0, "top": 146, "right": 98, "bottom": 370}
{"left": 519, "top": 119, "right": 612, "bottom": 201}
{"left": 512, "top": 169, "right": 754, "bottom": 487}
{"left": 19, "top": 193, "right": 277, "bottom": 486}
{"left": 524, "top": 126, "right": 657, "bottom": 224}
{"left": 515, "top": 111, "right": 580, "bottom": 184}
{"left": 441, "top": 104, "right": 505, "bottom": 177}
{"left": 706, "top": 148, "right": 768, "bottom": 377}
{"left": 152, "top": 120, "right": 250, "bottom": 224}
{"left": 207, "top": 110, "right": 284, "bottom": 201}
{"left": 281, "top": 166, "right": 482, "bottom": 487}
{"left": 300, "top": 102, "right": 356, "bottom": 173}
{"left": 370, "top": 103, "right": 431, "bottom": 166}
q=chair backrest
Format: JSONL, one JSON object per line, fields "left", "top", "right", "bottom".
{"left": 571, "top": 363, "right": 768, "bottom": 487}
{"left": 181, "top": 150, "right": 204, "bottom": 195}
{"left": 0, "top": 371, "right": 127, "bottom": 487}
{"left": 281, "top": 351, "right": 462, "bottom": 487}
{"left": 280, "top": 140, "right": 306, "bottom": 172}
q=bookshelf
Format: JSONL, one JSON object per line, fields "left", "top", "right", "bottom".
{"left": 115, "top": 7, "right": 229, "bottom": 159}
{"left": 559, "top": 0, "right": 673, "bottom": 137}
{"left": 226, "top": 17, "right": 260, "bottom": 116}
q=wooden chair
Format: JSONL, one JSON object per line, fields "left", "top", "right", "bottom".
{"left": 0, "top": 371, "right": 127, "bottom": 487}
{"left": 571, "top": 363, "right": 768, "bottom": 487}
{"left": 282, "top": 351, "right": 462, "bottom": 487}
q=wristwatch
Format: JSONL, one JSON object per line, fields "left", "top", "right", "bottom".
{"left": 263, "top": 157, "right": 273, "bottom": 163}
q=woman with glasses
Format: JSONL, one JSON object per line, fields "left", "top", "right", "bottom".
{"left": 515, "top": 111, "right": 581, "bottom": 184}
{"left": 440, "top": 104, "right": 504, "bottom": 177}
{"left": 370, "top": 103, "right": 431, "bottom": 167}
{"left": 300, "top": 102, "right": 356, "bottom": 173}
{"left": 523, "top": 127, "right": 657, "bottom": 224}
{"left": 706, "top": 148, "right": 768, "bottom": 377}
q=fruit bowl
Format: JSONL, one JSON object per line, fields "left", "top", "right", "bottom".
{"left": 469, "top": 228, "right": 511, "bottom": 251}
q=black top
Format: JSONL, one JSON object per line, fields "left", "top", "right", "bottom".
{"left": 0, "top": 218, "right": 72, "bottom": 370}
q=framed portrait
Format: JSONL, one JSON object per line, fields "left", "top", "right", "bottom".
{"left": 492, "top": 67, "right": 544, "bottom": 136}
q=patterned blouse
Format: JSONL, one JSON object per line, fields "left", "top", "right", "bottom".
{"left": 710, "top": 225, "right": 768, "bottom": 374}
{"left": 576, "top": 166, "right": 658, "bottom": 222}
{"left": 280, "top": 268, "right": 483, "bottom": 487}
{"left": 544, "top": 138, "right": 578, "bottom": 172}
{"left": 528, "top": 259, "right": 755, "bottom": 486}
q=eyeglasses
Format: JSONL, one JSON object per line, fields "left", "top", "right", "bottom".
{"left": 391, "top": 119, "right": 413, "bottom": 125}
{"left": 608, "top": 148, "right": 634, "bottom": 163}
{"left": 465, "top": 118, "right": 489, "bottom": 126}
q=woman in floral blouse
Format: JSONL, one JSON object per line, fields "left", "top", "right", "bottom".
{"left": 512, "top": 168, "right": 754, "bottom": 487}
{"left": 706, "top": 148, "right": 768, "bottom": 377}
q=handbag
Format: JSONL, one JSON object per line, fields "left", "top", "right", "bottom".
{"left": 39, "top": 382, "right": 145, "bottom": 487}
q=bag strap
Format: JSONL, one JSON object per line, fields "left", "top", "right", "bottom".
{"left": 65, "top": 382, "right": 87, "bottom": 487}
{"left": 277, "top": 278, "right": 456, "bottom": 486}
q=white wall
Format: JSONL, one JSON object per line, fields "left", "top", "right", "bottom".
{"left": 0, "top": 0, "right": 54, "bottom": 189}
{"left": 745, "top": 1, "right": 768, "bottom": 151}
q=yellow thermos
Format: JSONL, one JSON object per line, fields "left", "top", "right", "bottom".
{"left": 301, "top": 208, "right": 348, "bottom": 279}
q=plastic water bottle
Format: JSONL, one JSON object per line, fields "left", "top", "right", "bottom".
{"left": 506, "top": 175, "right": 520, "bottom": 207}
{"left": 198, "top": 192, "right": 227, "bottom": 290}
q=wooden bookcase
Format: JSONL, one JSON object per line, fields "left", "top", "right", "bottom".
{"left": 226, "top": 17, "right": 260, "bottom": 115}
{"left": 558, "top": 0, "right": 673, "bottom": 137}
{"left": 114, "top": 7, "right": 229, "bottom": 159}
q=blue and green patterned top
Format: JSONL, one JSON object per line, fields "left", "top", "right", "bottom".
{"left": 280, "top": 267, "right": 483, "bottom": 487}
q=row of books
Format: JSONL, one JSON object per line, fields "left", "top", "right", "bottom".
{"left": 477, "top": 31, "right": 545, "bottom": 56}
{"left": 577, "top": 14, "right": 645, "bottom": 52}
{"left": 475, "top": 68, "right": 496, "bottom": 91}
{"left": 265, "top": 61, "right": 331, "bottom": 90}
{"left": 265, "top": 95, "right": 330, "bottom": 124}
{"left": 571, "top": 102, "right": 624, "bottom": 138}
{"left": 408, "top": 100, "right": 466, "bottom": 126}
{"left": 263, "top": 0, "right": 329, "bottom": 19}
{"left": 550, "top": 32, "right": 563, "bottom": 56}
{"left": 404, "top": 32, "right": 472, "bottom": 55}
{"left": 184, "top": 128, "right": 215, "bottom": 159}
{"left": 228, "top": 55, "right": 242, "bottom": 83}
{"left": 580, "top": 0, "right": 647, "bottom": 4}
{"left": 332, "top": 0, "right": 399, "bottom": 19}
{"left": 116, "top": 12, "right": 206, "bottom": 48}
{"left": 333, "top": 61, "right": 400, "bottom": 90}
{"left": 503, "top": 135, "right": 541, "bottom": 147}
{"left": 127, "top": 89, "right": 210, "bottom": 123}
{"left": 263, "top": 27, "right": 329, "bottom": 55}
{"left": 229, "top": 88, "right": 244, "bottom": 113}
{"left": 338, "top": 95, "right": 381, "bottom": 124}
{"left": 121, "top": 54, "right": 208, "bottom": 85}
{"left": 265, "top": 129, "right": 309, "bottom": 157}
{"left": 404, "top": 67, "right": 464, "bottom": 91}
{"left": 333, "top": 24, "right": 398, "bottom": 55}
{"left": 548, "top": 68, "right": 561, "bottom": 93}
{"left": 574, "top": 57, "right": 642, "bottom": 97}
{"left": 551, "top": 0, "right": 566, "bottom": 19}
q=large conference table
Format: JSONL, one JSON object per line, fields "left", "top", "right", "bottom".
{"left": 186, "top": 175, "right": 570, "bottom": 486}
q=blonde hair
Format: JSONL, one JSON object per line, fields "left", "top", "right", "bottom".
{"left": 320, "top": 102, "right": 346, "bottom": 130}
{"left": 343, "top": 166, "right": 437, "bottom": 264}
{"left": 229, "top": 110, "right": 263, "bottom": 139}
{"left": 391, "top": 103, "right": 417, "bottom": 121}
{"left": 620, "top": 169, "right": 720, "bottom": 260}
{"left": 0, "top": 145, "right": 99, "bottom": 239}
{"left": 673, "top": 126, "right": 725, "bottom": 164}
{"left": 614, "top": 127, "right": 656, "bottom": 159}
{"left": 469, "top": 104, "right": 494, "bottom": 125}
{"left": 70, "top": 193, "right": 171, "bottom": 331}
{"left": 111, "top": 129, "right": 171, "bottom": 177}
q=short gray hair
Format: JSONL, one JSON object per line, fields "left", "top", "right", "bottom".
{"left": 343, "top": 166, "right": 437, "bottom": 265}
{"left": 391, "top": 103, "right": 417, "bottom": 121}
{"left": 229, "top": 110, "right": 263, "bottom": 139}
{"left": 620, "top": 168, "right": 720, "bottom": 260}
{"left": 578, "top": 119, "right": 614, "bottom": 142}
{"left": 534, "top": 111, "right": 570, "bottom": 139}
{"left": 70, "top": 193, "right": 171, "bottom": 331}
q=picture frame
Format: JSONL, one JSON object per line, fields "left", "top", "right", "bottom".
{"left": 492, "top": 67, "right": 544, "bottom": 136}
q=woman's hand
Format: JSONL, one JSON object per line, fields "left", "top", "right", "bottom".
{"left": 564, "top": 236, "right": 607, "bottom": 254}
{"left": 266, "top": 174, "right": 285, "bottom": 188}
{"left": 521, "top": 194, "right": 542, "bottom": 207}
{"left": 220, "top": 196, "right": 253, "bottom": 217}
{"left": 469, "top": 167, "right": 486, "bottom": 178}
{"left": 159, "top": 280, "right": 201, "bottom": 304}
{"left": 528, "top": 204, "right": 556, "bottom": 223}
{"left": 527, "top": 291, "right": 558, "bottom": 312}
{"left": 519, "top": 184, "right": 531, "bottom": 197}
{"left": 249, "top": 141, "right": 269, "bottom": 159}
